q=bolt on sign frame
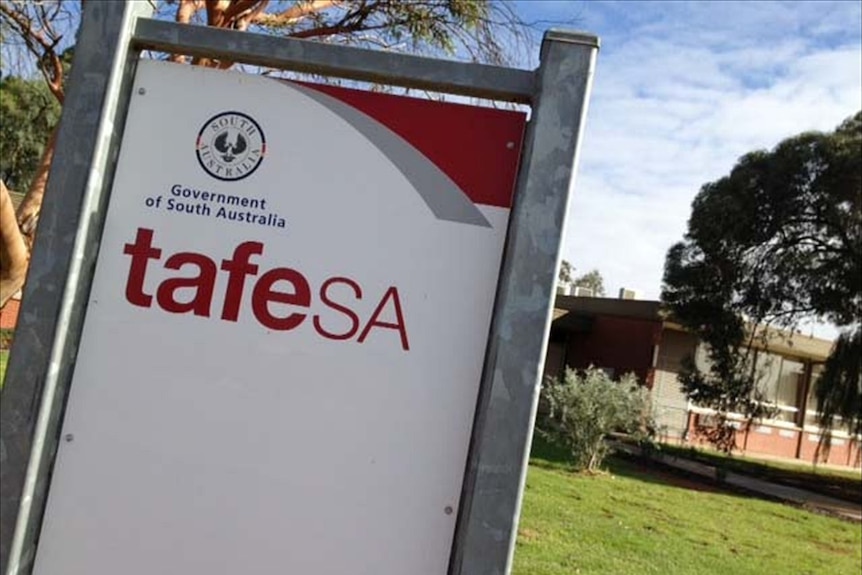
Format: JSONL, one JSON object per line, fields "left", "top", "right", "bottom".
{"left": 0, "top": 3, "right": 597, "bottom": 574}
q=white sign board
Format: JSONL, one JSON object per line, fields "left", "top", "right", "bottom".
{"left": 32, "top": 60, "right": 525, "bottom": 574}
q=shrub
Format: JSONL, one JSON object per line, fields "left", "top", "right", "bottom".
{"left": 539, "top": 367, "right": 654, "bottom": 472}
{"left": 0, "top": 328, "right": 14, "bottom": 350}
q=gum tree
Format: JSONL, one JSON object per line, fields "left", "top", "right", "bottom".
{"left": 0, "top": 0, "right": 529, "bottom": 307}
{"left": 662, "top": 112, "right": 862, "bottom": 456}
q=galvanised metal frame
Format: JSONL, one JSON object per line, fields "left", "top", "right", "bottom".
{"left": 0, "top": 4, "right": 598, "bottom": 574}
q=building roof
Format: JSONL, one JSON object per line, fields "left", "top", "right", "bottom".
{"left": 554, "top": 295, "right": 663, "bottom": 322}
{"left": 553, "top": 295, "right": 835, "bottom": 362}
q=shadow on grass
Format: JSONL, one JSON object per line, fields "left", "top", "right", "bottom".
{"left": 528, "top": 435, "right": 762, "bottom": 499}
{"left": 657, "top": 442, "right": 862, "bottom": 503}
{"left": 528, "top": 434, "right": 576, "bottom": 471}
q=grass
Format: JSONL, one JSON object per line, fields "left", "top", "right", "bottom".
{"left": 0, "top": 329, "right": 12, "bottom": 390}
{"left": 512, "top": 438, "right": 862, "bottom": 575}
{"left": 0, "top": 349, "right": 8, "bottom": 389}
{"left": 655, "top": 442, "right": 861, "bottom": 501}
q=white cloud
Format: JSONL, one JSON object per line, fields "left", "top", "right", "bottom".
{"left": 520, "top": 2, "right": 862, "bottom": 339}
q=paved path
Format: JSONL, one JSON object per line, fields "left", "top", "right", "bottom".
{"left": 615, "top": 443, "right": 862, "bottom": 522}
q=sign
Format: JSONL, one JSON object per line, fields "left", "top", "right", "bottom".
{"left": 31, "top": 60, "right": 525, "bottom": 574}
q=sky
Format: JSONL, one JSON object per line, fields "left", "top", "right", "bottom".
{"left": 512, "top": 0, "right": 862, "bottom": 337}
{"left": 1, "top": 1, "right": 858, "bottom": 339}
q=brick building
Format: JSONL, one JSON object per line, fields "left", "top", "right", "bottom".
{"left": 545, "top": 295, "right": 861, "bottom": 468}
{"left": 0, "top": 294, "right": 20, "bottom": 331}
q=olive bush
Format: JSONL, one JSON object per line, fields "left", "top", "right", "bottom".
{"left": 539, "top": 367, "right": 655, "bottom": 472}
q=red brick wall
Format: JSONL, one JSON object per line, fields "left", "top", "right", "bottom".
{"left": 742, "top": 424, "right": 799, "bottom": 460}
{"left": 798, "top": 432, "right": 861, "bottom": 468}
{"left": 565, "top": 315, "right": 661, "bottom": 387}
{"left": 0, "top": 298, "right": 20, "bottom": 330}
{"left": 685, "top": 412, "right": 862, "bottom": 468}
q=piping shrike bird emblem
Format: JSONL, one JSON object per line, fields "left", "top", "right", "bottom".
{"left": 214, "top": 131, "right": 247, "bottom": 163}
{"left": 196, "top": 111, "right": 266, "bottom": 182}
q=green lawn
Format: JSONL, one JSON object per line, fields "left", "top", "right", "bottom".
{"left": 513, "top": 440, "right": 862, "bottom": 575}
{"left": 0, "top": 349, "right": 8, "bottom": 389}
{"left": 655, "top": 442, "right": 861, "bottom": 501}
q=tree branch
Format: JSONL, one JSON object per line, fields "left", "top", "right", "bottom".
{"left": 0, "top": 180, "right": 29, "bottom": 308}
{"left": 16, "top": 125, "right": 58, "bottom": 241}
{"left": 0, "top": 1, "right": 65, "bottom": 102}
{"left": 224, "top": 0, "right": 266, "bottom": 21}
{"left": 253, "top": 0, "right": 336, "bottom": 27}
{"left": 169, "top": 0, "right": 205, "bottom": 63}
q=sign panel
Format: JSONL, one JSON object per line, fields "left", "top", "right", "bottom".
{"left": 32, "top": 60, "right": 525, "bottom": 574}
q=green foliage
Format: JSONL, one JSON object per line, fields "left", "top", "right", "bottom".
{"left": 573, "top": 268, "right": 606, "bottom": 296}
{"left": 0, "top": 349, "right": 7, "bottom": 390}
{"left": 0, "top": 74, "right": 60, "bottom": 191}
{"left": 662, "top": 112, "right": 862, "bottom": 446}
{"left": 557, "top": 259, "right": 574, "bottom": 286}
{"left": 0, "top": 328, "right": 13, "bottom": 349}
{"left": 816, "top": 329, "right": 862, "bottom": 453}
{"left": 557, "top": 262, "right": 607, "bottom": 296}
{"left": 247, "top": 0, "right": 522, "bottom": 64}
{"left": 676, "top": 352, "right": 775, "bottom": 453}
{"left": 539, "top": 367, "right": 654, "bottom": 472}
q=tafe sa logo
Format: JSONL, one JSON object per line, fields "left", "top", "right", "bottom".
{"left": 196, "top": 111, "right": 266, "bottom": 181}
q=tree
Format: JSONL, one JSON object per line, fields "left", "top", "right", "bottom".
{"left": 0, "top": 75, "right": 61, "bottom": 303}
{"left": 0, "top": 0, "right": 530, "bottom": 308}
{"left": 539, "top": 367, "right": 654, "bottom": 472}
{"left": 557, "top": 261, "right": 606, "bottom": 296}
{"left": 573, "top": 268, "right": 605, "bottom": 296}
{"left": 0, "top": 74, "right": 60, "bottom": 192}
{"left": 0, "top": 180, "right": 27, "bottom": 306}
{"left": 662, "top": 112, "right": 862, "bottom": 455}
{"left": 558, "top": 259, "right": 575, "bottom": 287}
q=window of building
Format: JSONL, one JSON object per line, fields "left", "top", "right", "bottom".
{"left": 804, "top": 364, "right": 824, "bottom": 428}
{"left": 754, "top": 352, "right": 781, "bottom": 403}
{"left": 754, "top": 351, "right": 802, "bottom": 424}
{"left": 690, "top": 344, "right": 807, "bottom": 425}
{"left": 803, "top": 364, "right": 848, "bottom": 431}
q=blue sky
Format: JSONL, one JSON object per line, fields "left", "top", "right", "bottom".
{"left": 1, "top": 1, "right": 857, "bottom": 338}
{"left": 512, "top": 1, "right": 862, "bottom": 337}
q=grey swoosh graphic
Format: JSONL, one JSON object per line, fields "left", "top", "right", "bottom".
{"left": 287, "top": 83, "right": 491, "bottom": 228}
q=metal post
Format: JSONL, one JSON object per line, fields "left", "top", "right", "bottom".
{"left": 130, "top": 18, "right": 535, "bottom": 104}
{"left": 449, "top": 30, "right": 599, "bottom": 575}
{"left": 0, "top": 2, "right": 153, "bottom": 574}
{"left": 2, "top": 9, "right": 598, "bottom": 574}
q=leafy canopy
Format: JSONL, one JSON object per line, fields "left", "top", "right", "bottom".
{"left": 0, "top": 74, "right": 60, "bottom": 191}
{"left": 662, "top": 111, "right": 862, "bottom": 448}
{"left": 539, "top": 367, "right": 654, "bottom": 472}
{"left": 573, "top": 269, "right": 605, "bottom": 297}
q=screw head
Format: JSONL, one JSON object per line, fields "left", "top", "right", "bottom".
{"left": 444, "top": 506, "right": 454, "bottom": 515}
{"left": 138, "top": 87, "right": 146, "bottom": 95}
{"left": 64, "top": 433, "right": 74, "bottom": 442}
{"left": 506, "top": 141, "right": 515, "bottom": 149}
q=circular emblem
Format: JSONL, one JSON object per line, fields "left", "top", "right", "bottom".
{"left": 196, "top": 111, "right": 266, "bottom": 181}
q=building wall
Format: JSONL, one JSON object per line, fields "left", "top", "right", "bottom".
{"left": 652, "top": 329, "right": 698, "bottom": 440}
{"left": 798, "top": 430, "right": 861, "bottom": 468}
{"left": 0, "top": 298, "right": 20, "bottom": 330}
{"left": 543, "top": 341, "right": 566, "bottom": 382}
{"left": 742, "top": 422, "right": 800, "bottom": 460}
{"left": 686, "top": 413, "right": 862, "bottom": 468}
{"left": 544, "top": 297, "right": 860, "bottom": 468}
{"left": 564, "top": 315, "right": 660, "bottom": 387}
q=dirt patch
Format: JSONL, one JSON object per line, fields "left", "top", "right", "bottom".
{"left": 518, "top": 527, "right": 541, "bottom": 542}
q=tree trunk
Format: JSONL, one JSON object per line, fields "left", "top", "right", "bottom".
{"left": 0, "top": 181, "right": 29, "bottom": 308}
{"left": 16, "top": 126, "right": 58, "bottom": 245}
